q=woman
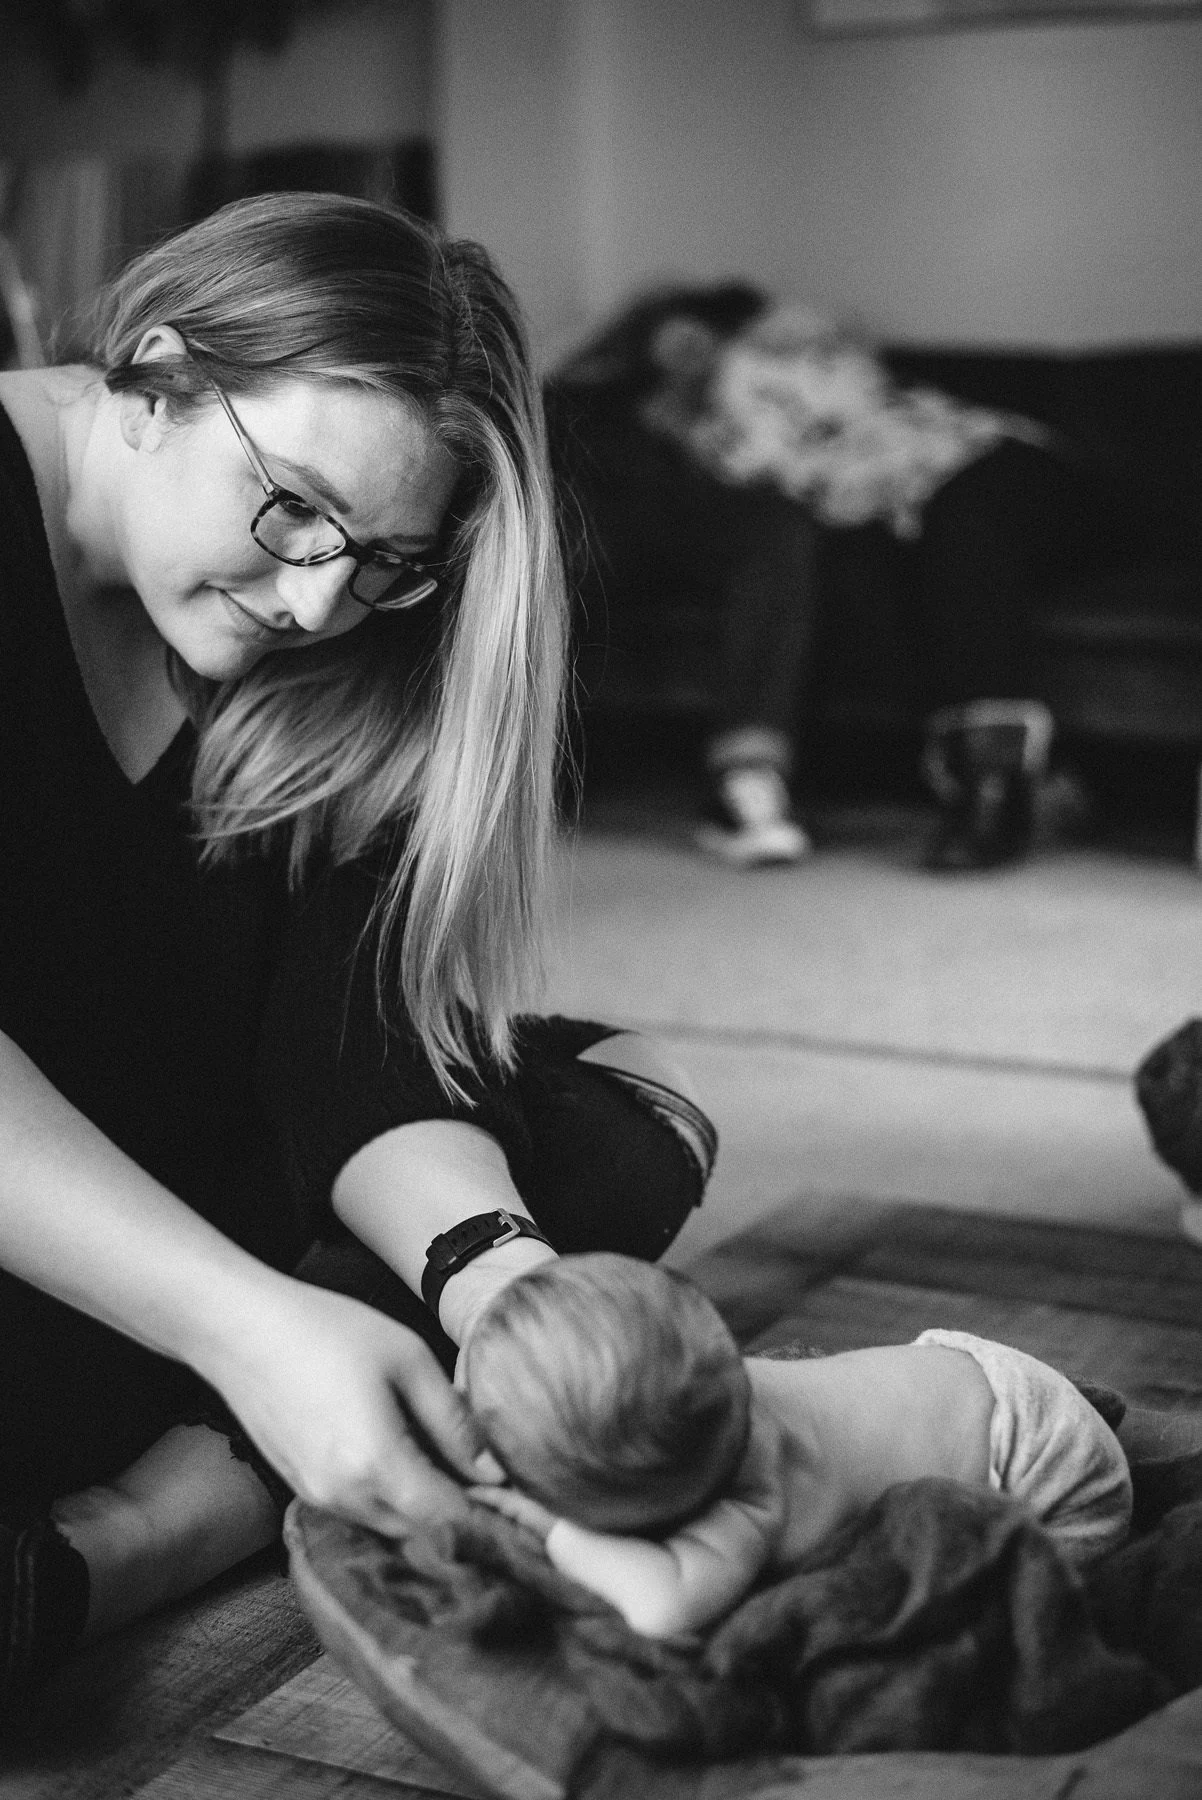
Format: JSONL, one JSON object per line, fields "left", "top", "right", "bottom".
{"left": 0, "top": 194, "right": 714, "bottom": 1717}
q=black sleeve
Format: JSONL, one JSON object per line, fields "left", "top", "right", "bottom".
{"left": 256, "top": 858, "right": 526, "bottom": 1242}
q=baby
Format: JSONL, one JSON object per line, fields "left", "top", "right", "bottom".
{"left": 464, "top": 1253, "right": 1132, "bottom": 1639}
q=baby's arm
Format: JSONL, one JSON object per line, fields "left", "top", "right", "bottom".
{"left": 471, "top": 1406, "right": 786, "bottom": 1638}
{"left": 548, "top": 1491, "right": 775, "bottom": 1638}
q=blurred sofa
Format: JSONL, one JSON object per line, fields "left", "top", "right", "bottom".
{"left": 551, "top": 343, "right": 1202, "bottom": 759}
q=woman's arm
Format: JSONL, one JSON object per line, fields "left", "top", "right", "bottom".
{"left": 0, "top": 1030, "right": 488, "bottom": 1530}
{"left": 331, "top": 1119, "right": 558, "bottom": 1348}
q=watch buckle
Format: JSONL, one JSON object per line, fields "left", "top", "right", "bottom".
{"left": 493, "top": 1209, "right": 522, "bottom": 1247}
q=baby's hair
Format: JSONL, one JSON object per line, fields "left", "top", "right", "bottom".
{"left": 463, "top": 1253, "right": 750, "bottom": 1532}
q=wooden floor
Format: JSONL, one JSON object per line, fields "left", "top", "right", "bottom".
{"left": 7, "top": 1196, "right": 1202, "bottom": 1798}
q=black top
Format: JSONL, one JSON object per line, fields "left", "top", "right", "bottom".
{"left": 0, "top": 399, "right": 503, "bottom": 1268}
{"left": 0, "top": 399, "right": 305, "bottom": 1261}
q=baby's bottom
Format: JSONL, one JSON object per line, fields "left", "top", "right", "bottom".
{"left": 914, "top": 1329, "right": 1133, "bottom": 1566}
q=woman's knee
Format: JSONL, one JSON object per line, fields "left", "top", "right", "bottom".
{"left": 574, "top": 1032, "right": 718, "bottom": 1213}
{"left": 576, "top": 1031, "right": 701, "bottom": 1108}
{"left": 509, "top": 1027, "right": 717, "bottom": 1260}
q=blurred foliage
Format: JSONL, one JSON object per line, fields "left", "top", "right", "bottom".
{"left": 0, "top": 1, "right": 344, "bottom": 89}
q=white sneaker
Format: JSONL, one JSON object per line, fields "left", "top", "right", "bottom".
{"left": 695, "top": 765, "right": 812, "bottom": 868}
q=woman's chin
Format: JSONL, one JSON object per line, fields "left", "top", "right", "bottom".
{"left": 174, "top": 631, "right": 270, "bottom": 683}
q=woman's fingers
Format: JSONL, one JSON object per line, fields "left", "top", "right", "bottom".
{"left": 218, "top": 1283, "right": 510, "bottom": 1535}
{"left": 363, "top": 1440, "right": 471, "bottom": 1533}
{"left": 386, "top": 1335, "right": 499, "bottom": 1486}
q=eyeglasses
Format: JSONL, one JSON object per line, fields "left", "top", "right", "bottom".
{"left": 207, "top": 377, "right": 444, "bottom": 612}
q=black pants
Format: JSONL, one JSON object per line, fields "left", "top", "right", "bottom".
{"left": 826, "top": 438, "right": 1138, "bottom": 711}
{"left": 563, "top": 392, "right": 1138, "bottom": 739}
{"left": 0, "top": 1019, "right": 713, "bottom": 1513}
{"left": 563, "top": 403, "right": 820, "bottom": 747}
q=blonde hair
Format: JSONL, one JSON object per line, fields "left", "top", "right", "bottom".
{"left": 464, "top": 1253, "right": 750, "bottom": 1531}
{"left": 90, "top": 192, "right": 566, "bottom": 1093}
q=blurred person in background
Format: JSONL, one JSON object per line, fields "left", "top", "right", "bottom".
{"left": 555, "top": 282, "right": 1116, "bottom": 872}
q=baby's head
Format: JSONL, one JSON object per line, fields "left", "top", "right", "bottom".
{"left": 462, "top": 1253, "right": 749, "bottom": 1534}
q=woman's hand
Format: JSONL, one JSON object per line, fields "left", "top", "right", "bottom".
{"left": 0, "top": 1034, "right": 498, "bottom": 1538}
{"left": 208, "top": 1275, "right": 500, "bottom": 1535}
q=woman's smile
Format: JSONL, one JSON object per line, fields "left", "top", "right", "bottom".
{"left": 212, "top": 585, "right": 298, "bottom": 643}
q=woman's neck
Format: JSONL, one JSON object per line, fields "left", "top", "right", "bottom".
{"left": 0, "top": 365, "right": 125, "bottom": 587}
{"left": 0, "top": 367, "right": 185, "bottom": 782}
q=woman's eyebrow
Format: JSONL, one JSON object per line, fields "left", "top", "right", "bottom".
{"left": 272, "top": 455, "right": 352, "bottom": 515}
{"left": 273, "top": 456, "right": 436, "bottom": 548}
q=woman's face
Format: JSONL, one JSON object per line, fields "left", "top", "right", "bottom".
{"left": 115, "top": 372, "right": 458, "bottom": 681}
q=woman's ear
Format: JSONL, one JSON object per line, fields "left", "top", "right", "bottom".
{"left": 118, "top": 324, "right": 191, "bottom": 452}
{"left": 131, "top": 324, "right": 189, "bottom": 366}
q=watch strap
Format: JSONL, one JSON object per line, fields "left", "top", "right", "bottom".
{"left": 421, "top": 1208, "right": 550, "bottom": 1315}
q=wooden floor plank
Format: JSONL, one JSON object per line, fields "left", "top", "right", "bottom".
{"left": 697, "top": 1201, "right": 1202, "bottom": 1345}
{"left": 129, "top": 1736, "right": 438, "bottom": 1798}
{"left": 685, "top": 1192, "right": 897, "bottom": 1340}
{"left": 2, "top": 1557, "right": 319, "bottom": 1800}
{"left": 217, "top": 1655, "right": 477, "bottom": 1796}
{"left": 854, "top": 1206, "right": 1202, "bottom": 1328}
{"left": 749, "top": 1273, "right": 1202, "bottom": 1409}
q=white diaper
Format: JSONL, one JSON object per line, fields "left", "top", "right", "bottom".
{"left": 914, "top": 1329, "right": 1132, "bottom": 1567}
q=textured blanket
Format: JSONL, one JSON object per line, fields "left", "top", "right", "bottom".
{"left": 289, "top": 1422, "right": 1202, "bottom": 1795}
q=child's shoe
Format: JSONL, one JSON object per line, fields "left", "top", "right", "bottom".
{"left": 695, "top": 764, "right": 812, "bottom": 868}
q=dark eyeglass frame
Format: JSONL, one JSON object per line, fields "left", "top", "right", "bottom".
{"left": 207, "top": 376, "right": 444, "bottom": 613}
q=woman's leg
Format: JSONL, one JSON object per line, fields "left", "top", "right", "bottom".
{"left": 503, "top": 1017, "right": 717, "bottom": 1262}
{"left": 51, "top": 1424, "right": 278, "bottom": 1642}
{"left": 285, "top": 1019, "right": 719, "bottom": 1374}
{"left": 0, "top": 1272, "right": 280, "bottom": 1715}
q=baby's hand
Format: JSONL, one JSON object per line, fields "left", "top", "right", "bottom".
{"left": 468, "top": 1484, "right": 559, "bottom": 1542}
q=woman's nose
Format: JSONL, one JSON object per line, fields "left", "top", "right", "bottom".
{"left": 272, "top": 556, "right": 357, "bottom": 632}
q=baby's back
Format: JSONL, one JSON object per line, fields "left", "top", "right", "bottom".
{"left": 748, "top": 1342, "right": 996, "bottom": 1560}
{"left": 749, "top": 1334, "right": 1131, "bottom": 1568}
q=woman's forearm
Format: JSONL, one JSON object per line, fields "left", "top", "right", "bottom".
{"left": 0, "top": 1030, "right": 493, "bottom": 1525}
{"left": 331, "top": 1119, "right": 557, "bottom": 1346}
{"left": 0, "top": 1029, "right": 286, "bottom": 1380}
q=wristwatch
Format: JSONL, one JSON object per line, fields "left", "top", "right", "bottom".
{"left": 421, "top": 1208, "right": 551, "bottom": 1315}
